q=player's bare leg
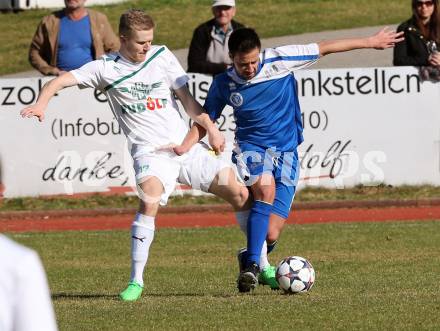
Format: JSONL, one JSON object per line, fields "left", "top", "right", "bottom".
{"left": 208, "top": 167, "right": 250, "bottom": 211}
{"left": 267, "top": 213, "right": 286, "bottom": 249}
{"left": 120, "top": 176, "right": 163, "bottom": 302}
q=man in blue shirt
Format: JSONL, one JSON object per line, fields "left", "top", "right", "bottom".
{"left": 56, "top": 8, "right": 94, "bottom": 72}
{"left": 177, "top": 27, "right": 403, "bottom": 292}
{"left": 29, "top": 0, "right": 119, "bottom": 76}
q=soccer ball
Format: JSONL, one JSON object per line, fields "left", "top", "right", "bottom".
{"left": 275, "top": 256, "right": 315, "bottom": 294}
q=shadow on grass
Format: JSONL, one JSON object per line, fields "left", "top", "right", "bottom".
{"left": 52, "top": 291, "right": 273, "bottom": 300}
{"left": 52, "top": 292, "right": 119, "bottom": 300}
{"left": 141, "top": 292, "right": 273, "bottom": 298}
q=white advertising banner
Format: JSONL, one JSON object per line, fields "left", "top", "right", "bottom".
{"left": 295, "top": 67, "right": 440, "bottom": 188}
{"left": 0, "top": 78, "right": 129, "bottom": 197}
{"left": 0, "top": 66, "right": 439, "bottom": 198}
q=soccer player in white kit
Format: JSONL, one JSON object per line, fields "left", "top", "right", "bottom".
{"left": 0, "top": 234, "right": 58, "bottom": 331}
{"left": 21, "top": 9, "right": 249, "bottom": 302}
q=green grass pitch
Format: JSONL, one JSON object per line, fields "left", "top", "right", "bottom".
{"left": 8, "top": 220, "right": 440, "bottom": 330}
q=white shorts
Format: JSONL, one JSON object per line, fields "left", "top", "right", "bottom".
{"left": 132, "top": 143, "right": 230, "bottom": 205}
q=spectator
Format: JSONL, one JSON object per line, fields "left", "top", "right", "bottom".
{"left": 393, "top": 0, "right": 440, "bottom": 80}
{"left": 29, "top": 0, "right": 119, "bottom": 76}
{"left": 0, "top": 235, "right": 58, "bottom": 331}
{"left": 187, "top": 0, "right": 244, "bottom": 75}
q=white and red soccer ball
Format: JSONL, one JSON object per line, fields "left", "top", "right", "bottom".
{"left": 276, "top": 256, "right": 315, "bottom": 294}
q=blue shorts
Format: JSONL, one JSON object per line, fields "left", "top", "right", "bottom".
{"left": 232, "top": 147, "right": 300, "bottom": 219}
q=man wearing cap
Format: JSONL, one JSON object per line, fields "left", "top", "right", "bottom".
{"left": 187, "top": 0, "right": 244, "bottom": 75}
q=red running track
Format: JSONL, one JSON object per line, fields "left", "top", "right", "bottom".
{"left": 1, "top": 206, "right": 440, "bottom": 232}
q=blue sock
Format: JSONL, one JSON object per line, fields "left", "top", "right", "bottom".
{"left": 267, "top": 240, "right": 278, "bottom": 254}
{"left": 246, "top": 200, "right": 272, "bottom": 267}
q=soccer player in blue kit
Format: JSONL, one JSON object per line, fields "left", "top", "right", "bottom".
{"left": 177, "top": 27, "right": 404, "bottom": 292}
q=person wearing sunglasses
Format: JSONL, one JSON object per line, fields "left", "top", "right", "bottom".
{"left": 393, "top": 0, "right": 440, "bottom": 78}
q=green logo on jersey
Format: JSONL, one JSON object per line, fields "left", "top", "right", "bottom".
{"left": 116, "top": 82, "right": 163, "bottom": 100}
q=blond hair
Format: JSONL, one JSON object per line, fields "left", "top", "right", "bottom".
{"left": 119, "top": 9, "right": 155, "bottom": 37}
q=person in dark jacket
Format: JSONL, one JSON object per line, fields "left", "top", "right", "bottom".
{"left": 393, "top": 0, "right": 440, "bottom": 71}
{"left": 187, "top": 0, "right": 244, "bottom": 75}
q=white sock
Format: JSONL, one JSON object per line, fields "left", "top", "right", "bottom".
{"left": 235, "top": 210, "right": 270, "bottom": 271}
{"left": 130, "top": 213, "right": 155, "bottom": 286}
{"left": 259, "top": 240, "right": 270, "bottom": 271}
{"left": 235, "top": 210, "right": 250, "bottom": 233}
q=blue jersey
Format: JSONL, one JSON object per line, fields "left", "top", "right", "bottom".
{"left": 204, "top": 43, "right": 319, "bottom": 153}
{"left": 57, "top": 14, "right": 93, "bottom": 71}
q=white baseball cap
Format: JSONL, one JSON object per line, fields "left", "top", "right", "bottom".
{"left": 212, "top": 0, "right": 235, "bottom": 7}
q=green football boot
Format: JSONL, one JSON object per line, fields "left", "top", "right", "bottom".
{"left": 119, "top": 282, "right": 143, "bottom": 301}
{"left": 258, "top": 265, "right": 279, "bottom": 290}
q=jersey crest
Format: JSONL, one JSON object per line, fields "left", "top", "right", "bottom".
{"left": 230, "top": 92, "right": 243, "bottom": 107}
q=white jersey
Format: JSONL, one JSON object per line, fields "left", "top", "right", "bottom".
{"left": 71, "top": 46, "right": 189, "bottom": 156}
{"left": 0, "top": 235, "right": 58, "bottom": 331}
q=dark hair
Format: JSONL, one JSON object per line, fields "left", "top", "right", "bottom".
{"left": 119, "top": 9, "right": 155, "bottom": 37}
{"left": 411, "top": 0, "right": 439, "bottom": 42}
{"left": 228, "top": 28, "right": 261, "bottom": 56}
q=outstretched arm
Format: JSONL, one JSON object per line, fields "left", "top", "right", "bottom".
{"left": 174, "top": 85, "right": 225, "bottom": 154}
{"left": 318, "top": 27, "right": 404, "bottom": 57}
{"left": 20, "top": 72, "right": 78, "bottom": 122}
